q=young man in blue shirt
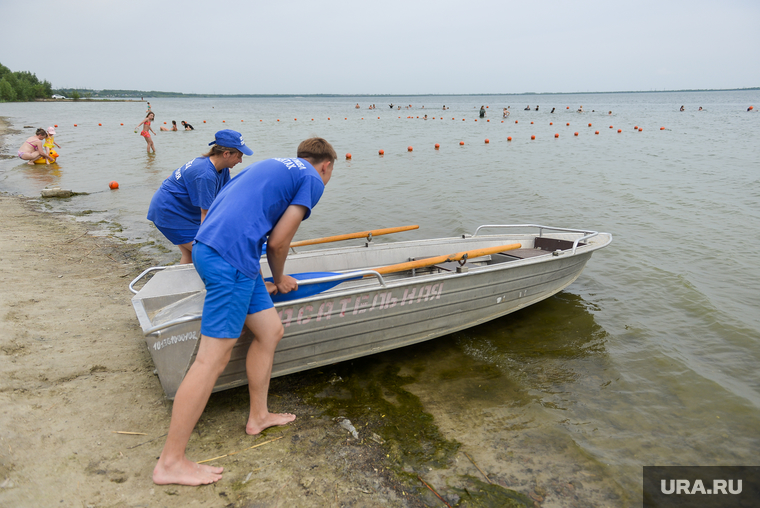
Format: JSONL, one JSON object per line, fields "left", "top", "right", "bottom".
{"left": 153, "top": 137, "right": 336, "bottom": 486}
{"left": 147, "top": 129, "right": 253, "bottom": 264}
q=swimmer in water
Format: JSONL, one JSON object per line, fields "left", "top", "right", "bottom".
{"left": 181, "top": 121, "right": 194, "bottom": 131}
{"left": 577, "top": 105, "right": 584, "bottom": 112}
{"left": 535, "top": 105, "right": 539, "bottom": 111}
{"left": 479, "top": 106, "right": 486, "bottom": 118}
{"left": 160, "top": 120, "right": 178, "bottom": 132}
{"left": 355, "top": 103, "right": 360, "bottom": 109}
{"left": 680, "top": 105, "right": 685, "bottom": 112}
{"left": 524, "top": 105, "right": 531, "bottom": 111}
{"left": 550, "top": 107, "right": 555, "bottom": 113}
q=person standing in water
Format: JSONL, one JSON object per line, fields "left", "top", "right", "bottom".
{"left": 147, "top": 129, "right": 253, "bottom": 264}
{"left": 152, "top": 137, "right": 336, "bottom": 486}
{"left": 136, "top": 112, "right": 157, "bottom": 153}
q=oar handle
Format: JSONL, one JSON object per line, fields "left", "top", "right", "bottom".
{"left": 372, "top": 243, "right": 522, "bottom": 275}
{"left": 290, "top": 225, "right": 419, "bottom": 247}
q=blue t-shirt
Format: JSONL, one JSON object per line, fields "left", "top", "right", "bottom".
{"left": 147, "top": 157, "right": 231, "bottom": 229}
{"left": 195, "top": 157, "right": 325, "bottom": 280}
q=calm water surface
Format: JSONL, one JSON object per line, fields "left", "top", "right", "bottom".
{"left": 2, "top": 91, "right": 759, "bottom": 505}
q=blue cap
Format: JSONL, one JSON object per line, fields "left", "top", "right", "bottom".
{"left": 209, "top": 129, "right": 253, "bottom": 156}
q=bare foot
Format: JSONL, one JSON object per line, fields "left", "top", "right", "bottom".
{"left": 153, "top": 457, "right": 223, "bottom": 486}
{"left": 27, "top": 161, "right": 34, "bottom": 165}
{"left": 246, "top": 412, "right": 296, "bottom": 435}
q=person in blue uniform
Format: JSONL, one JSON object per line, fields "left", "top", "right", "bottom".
{"left": 147, "top": 129, "right": 253, "bottom": 263}
{"left": 152, "top": 137, "right": 337, "bottom": 487}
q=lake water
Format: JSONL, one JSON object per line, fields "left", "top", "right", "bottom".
{"left": 2, "top": 91, "right": 759, "bottom": 505}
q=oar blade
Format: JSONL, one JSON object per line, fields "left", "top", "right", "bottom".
{"left": 266, "top": 272, "right": 360, "bottom": 303}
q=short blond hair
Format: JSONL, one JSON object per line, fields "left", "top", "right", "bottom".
{"left": 297, "top": 137, "right": 336, "bottom": 164}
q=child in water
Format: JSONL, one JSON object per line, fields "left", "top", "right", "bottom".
{"left": 44, "top": 127, "right": 61, "bottom": 160}
{"left": 136, "top": 112, "right": 157, "bottom": 153}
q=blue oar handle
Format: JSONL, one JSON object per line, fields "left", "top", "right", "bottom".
{"left": 294, "top": 270, "right": 386, "bottom": 287}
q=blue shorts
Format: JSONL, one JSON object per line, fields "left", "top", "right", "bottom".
{"left": 154, "top": 224, "right": 198, "bottom": 245}
{"left": 192, "top": 242, "right": 273, "bottom": 339}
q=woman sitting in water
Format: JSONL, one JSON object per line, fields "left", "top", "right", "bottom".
{"left": 160, "top": 120, "right": 178, "bottom": 132}
{"left": 524, "top": 105, "right": 531, "bottom": 111}
{"left": 17, "top": 128, "right": 54, "bottom": 165}
{"left": 181, "top": 121, "right": 194, "bottom": 131}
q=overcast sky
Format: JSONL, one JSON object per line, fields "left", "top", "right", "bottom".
{"left": 2, "top": 0, "right": 758, "bottom": 95}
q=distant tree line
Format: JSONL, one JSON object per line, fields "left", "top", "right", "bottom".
{"left": 0, "top": 62, "right": 53, "bottom": 102}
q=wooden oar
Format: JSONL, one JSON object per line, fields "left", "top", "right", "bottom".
{"left": 370, "top": 243, "right": 522, "bottom": 275}
{"left": 269, "top": 242, "right": 522, "bottom": 302}
{"left": 290, "top": 225, "right": 419, "bottom": 248}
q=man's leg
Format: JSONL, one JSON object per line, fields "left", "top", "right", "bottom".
{"left": 243, "top": 307, "right": 296, "bottom": 435}
{"left": 153, "top": 335, "right": 236, "bottom": 485}
{"left": 178, "top": 242, "right": 193, "bottom": 264}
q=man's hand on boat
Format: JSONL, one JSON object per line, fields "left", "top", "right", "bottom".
{"left": 267, "top": 275, "right": 298, "bottom": 296}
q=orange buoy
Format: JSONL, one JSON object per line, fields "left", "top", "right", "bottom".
{"left": 609, "top": 125, "right": 613, "bottom": 129}
{"left": 462, "top": 119, "right": 465, "bottom": 121}
{"left": 475, "top": 119, "right": 477, "bottom": 122}
{"left": 242, "top": 119, "right": 245, "bottom": 122}
{"left": 74, "top": 124, "right": 77, "bottom": 127}
{"left": 574, "top": 132, "right": 579, "bottom": 136}
{"left": 452, "top": 117, "right": 455, "bottom": 120}
{"left": 459, "top": 141, "right": 464, "bottom": 145}
{"left": 328, "top": 117, "right": 330, "bottom": 120}
{"left": 501, "top": 121, "right": 504, "bottom": 123}
{"left": 595, "top": 130, "right": 599, "bottom": 134}
{"left": 660, "top": 126, "right": 665, "bottom": 130}
{"left": 203, "top": 120, "right": 206, "bottom": 123}
{"left": 54, "top": 124, "right": 57, "bottom": 128}
{"left": 109, "top": 181, "right": 119, "bottom": 190}
{"left": 507, "top": 136, "right": 512, "bottom": 141}
{"left": 435, "top": 143, "right": 440, "bottom": 149}
{"left": 345, "top": 117, "right": 347, "bottom": 120}
{"left": 566, "top": 122, "right": 570, "bottom": 126}
{"left": 549, "top": 122, "right": 553, "bottom": 125}
{"left": 486, "top": 106, "right": 489, "bottom": 108}
{"left": 98, "top": 123, "right": 102, "bottom": 126}
{"left": 163, "top": 121, "right": 167, "bottom": 124}
{"left": 311, "top": 118, "right": 314, "bottom": 121}
{"left": 260, "top": 120, "right": 263, "bottom": 122}
{"left": 408, "top": 146, "right": 413, "bottom": 152}
{"left": 378, "top": 117, "right": 380, "bottom": 119}
{"left": 618, "top": 129, "right": 622, "bottom": 133}
{"left": 531, "top": 135, "right": 535, "bottom": 140}
{"left": 588, "top": 123, "right": 592, "bottom": 127}
{"left": 223, "top": 120, "right": 226, "bottom": 123}
{"left": 634, "top": 126, "right": 638, "bottom": 130}
{"left": 487, "top": 119, "right": 490, "bottom": 122}
{"left": 566, "top": 106, "right": 570, "bottom": 109}
{"left": 485, "top": 139, "right": 489, "bottom": 144}
{"left": 639, "top": 128, "right": 643, "bottom": 131}
{"left": 530, "top": 121, "right": 534, "bottom": 124}
{"left": 379, "top": 149, "right": 384, "bottom": 155}
{"left": 120, "top": 123, "right": 123, "bottom": 126}
{"left": 515, "top": 120, "right": 518, "bottom": 124}
{"left": 346, "top": 153, "right": 352, "bottom": 159}
{"left": 555, "top": 133, "right": 559, "bottom": 138}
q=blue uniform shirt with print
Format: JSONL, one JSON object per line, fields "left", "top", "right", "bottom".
{"left": 147, "top": 157, "right": 230, "bottom": 229}
{"left": 195, "top": 157, "right": 325, "bottom": 280}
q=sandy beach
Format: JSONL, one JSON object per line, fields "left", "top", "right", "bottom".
{"left": 0, "top": 193, "right": 427, "bottom": 507}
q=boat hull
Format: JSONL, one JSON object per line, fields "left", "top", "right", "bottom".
{"left": 132, "top": 229, "right": 611, "bottom": 398}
